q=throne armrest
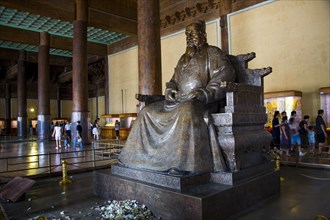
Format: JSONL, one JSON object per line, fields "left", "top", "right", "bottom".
{"left": 135, "top": 94, "right": 165, "bottom": 105}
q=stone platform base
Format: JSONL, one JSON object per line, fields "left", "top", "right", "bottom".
{"left": 94, "top": 167, "right": 280, "bottom": 220}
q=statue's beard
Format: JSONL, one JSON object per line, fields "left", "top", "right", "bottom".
{"left": 184, "top": 45, "right": 197, "bottom": 66}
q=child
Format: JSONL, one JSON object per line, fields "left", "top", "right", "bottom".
{"left": 308, "top": 125, "right": 315, "bottom": 154}
{"left": 64, "top": 134, "right": 71, "bottom": 148}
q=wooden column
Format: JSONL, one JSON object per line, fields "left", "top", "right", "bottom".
{"left": 219, "top": 0, "right": 232, "bottom": 54}
{"left": 95, "top": 84, "right": 99, "bottom": 118}
{"left": 57, "top": 84, "right": 61, "bottom": 118}
{"left": 220, "top": 15, "right": 229, "bottom": 54}
{"left": 37, "top": 32, "right": 51, "bottom": 140}
{"left": 137, "top": 0, "right": 162, "bottom": 96}
{"left": 104, "top": 57, "right": 110, "bottom": 114}
{"left": 71, "top": 0, "right": 90, "bottom": 144}
{"left": 17, "top": 50, "right": 27, "bottom": 137}
{"left": 5, "top": 82, "right": 11, "bottom": 135}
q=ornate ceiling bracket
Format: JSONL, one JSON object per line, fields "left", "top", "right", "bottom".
{"left": 88, "top": 59, "right": 105, "bottom": 85}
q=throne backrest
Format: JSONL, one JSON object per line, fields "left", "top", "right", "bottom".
{"left": 227, "top": 52, "right": 272, "bottom": 87}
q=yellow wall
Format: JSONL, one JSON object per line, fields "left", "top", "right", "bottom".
{"left": 229, "top": 0, "right": 330, "bottom": 121}
{"left": 109, "top": 48, "right": 139, "bottom": 114}
{"left": 61, "top": 100, "right": 72, "bottom": 119}
{"left": 89, "top": 96, "right": 105, "bottom": 120}
{"left": 108, "top": 20, "right": 220, "bottom": 114}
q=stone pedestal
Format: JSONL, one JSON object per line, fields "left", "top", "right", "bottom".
{"left": 111, "top": 165, "right": 210, "bottom": 190}
{"left": 94, "top": 166, "right": 280, "bottom": 220}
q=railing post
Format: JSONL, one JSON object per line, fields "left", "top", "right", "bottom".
{"left": 48, "top": 151, "right": 52, "bottom": 175}
{"left": 59, "top": 159, "right": 72, "bottom": 185}
{"left": 92, "top": 147, "right": 96, "bottom": 168}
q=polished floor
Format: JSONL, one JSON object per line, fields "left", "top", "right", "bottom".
{"left": 0, "top": 166, "right": 329, "bottom": 220}
{"left": 0, "top": 136, "right": 121, "bottom": 178}
{"left": 0, "top": 137, "right": 329, "bottom": 219}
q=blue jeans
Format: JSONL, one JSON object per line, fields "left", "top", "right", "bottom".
{"left": 73, "top": 137, "right": 83, "bottom": 148}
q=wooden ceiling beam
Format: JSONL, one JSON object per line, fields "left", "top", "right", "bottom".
{"left": 57, "top": 70, "right": 72, "bottom": 84}
{"left": 0, "top": 0, "right": 75, "bottom": 21}
{"left": 0, "top": 0, "right": 137, "bottom": 35}
{"left": 107, "top": 36, "right": 138, "bottom": 55}
{"left": 0, "top": 48, "right": 72, "bottom": 66}
{"left": 88, "top": 8, "right": 137, "bottom": 36}
{"left": 0, "top": 26, "right": 107, "bottom": 56}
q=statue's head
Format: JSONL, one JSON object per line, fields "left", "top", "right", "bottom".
{"left": 185, "top": 20, "right": 207, "bottom": 48}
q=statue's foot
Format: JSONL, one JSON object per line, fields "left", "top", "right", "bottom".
{"left": 167, "top": 168, "right": 190, "bottom": 176}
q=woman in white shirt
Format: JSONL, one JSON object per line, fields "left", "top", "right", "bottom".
{"left": 52, "top": 122, "right": 62, "bottom": 149}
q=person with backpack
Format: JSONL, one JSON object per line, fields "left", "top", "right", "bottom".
{"left": 299, "top": 115, "right": 310, "bottom": 149}
{"left": 74, "top": 121, "right": 83, "bottom": 148}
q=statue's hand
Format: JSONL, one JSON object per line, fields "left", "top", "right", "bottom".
{"left": 165, "top": 88, "right": 178, "bottom": 101}
{"left": 187, "top": 90, "right": 206, "bottom": 102}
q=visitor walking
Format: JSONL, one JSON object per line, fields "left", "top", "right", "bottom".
{"left": 74, "top": 121, "right": 83, "bottom": 148}
{"left": 115, "top": 120, "right": 120, "bottom": 140}
{"left": 288, "top": 116, "right": 305, "bottom": 157}
{"left": 92, "top": 119, "right": 100, "bottom": 140}
{"left": 64, "top": 121, "right": 71, "bottom": 140}
{"left": 315, "top": 109, "right": 328, "bottom": 155}
{"left": 299, "top": 115, "right": 310, "bottom": 148}
{"left": 280, "top": 116, "right": 291, "bottom": 156}
{"left": 308, "top": 125, "right": 316, "bottom": 154}
{"left": 52, "top": 122, "right": 62, "bottom": 149}
{"left": 272, "top": 111, "right": 282, "bottom": 153}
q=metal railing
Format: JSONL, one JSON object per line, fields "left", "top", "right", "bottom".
{"left": 0, "top": 142, "right": 123, "bottom": 178}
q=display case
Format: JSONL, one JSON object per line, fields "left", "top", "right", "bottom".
{"left": 11, "top": 119, "right": 17, "bottom": 134}
{"left": 0, "top": 118, "right": 4, "bottom": 135}
{"left": 319, "top": 87, "right": 330, "bottom": 144}
{"left": 264, "top": 90, "right": 302, "bottom": 128}
{"left": 101, "top": 113, "right": 137, "bottom": 140}
{"left": 52, "top": 118, "right": 69, "bottom": 125}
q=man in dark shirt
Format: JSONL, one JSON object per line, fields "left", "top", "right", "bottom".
{"left": 76, "top": 121, "right": 82, "bottom": 136}
{"left": 74, "top": 121, "right": 83, "bottom": 148}
{"left": 316, "top": 110, "right": 327, "bottom": 154}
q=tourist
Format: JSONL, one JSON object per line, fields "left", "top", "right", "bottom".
{"left": 280, "top": 116, "right": 291, "bottom": 156}
{"left": 272, "top": 111, "right": 282, "bottom": 153}
{"left": 92, "top": 120, "right": 100, "bottom": 140}
{"left": 74, "top": 121, "right": 83, "bottom": 148}
{"left": 288, "top": 117, "right": 305, "bottom": 156}
{"left": 299, "top": 115, "right": 310, "bottom": 148}
{"left": 64, "top": 121, "right": 71, "bottom": 139}
{"left": 308, "top": 125, "right": 316, "bottom": 154}
{"left": 52, "top": 122, "right": 62, "bottom": 149}
{"left": 29, "top": 122, "right": 33, "bottom": 136}
{"left": 315, "top": 109, "right": 327, "bottom": 155}
{"left": 63, "top": 133, "right": 71, "bottom": 148}
{"left": 115, "top": 120, "right": 120, "bottom": 140}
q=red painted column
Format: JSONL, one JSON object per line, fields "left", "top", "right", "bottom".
{"left": 104, "top": 57, "right": 110, "bottom": 114}
{"left": 57, "top": 84, "right": 61, "bottom": 118}
{"left": 17, "top": 50, "right": 27, "bottom": 137}
{"left": 5, "top": 82, "right": 11, "bottom": 135}
{"left": 37, "top": 31, "right": 51, "bottom": 140}
{"left": 71, "top": 0, "right": 91, "bottom": 144}
{"left": 137, "top": 0, "right": 162, "bottom": 96}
